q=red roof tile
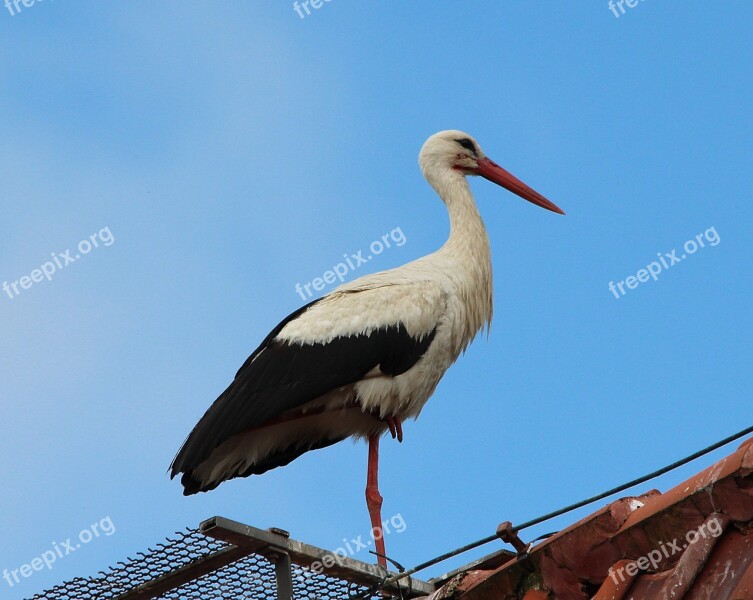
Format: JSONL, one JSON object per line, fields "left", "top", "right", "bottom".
{"left": 425, "top": 438, "right": 753, "bottom": 599}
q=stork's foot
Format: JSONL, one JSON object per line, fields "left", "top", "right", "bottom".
{"left": 384, "top": 415, "right": 403, "bottom": 443}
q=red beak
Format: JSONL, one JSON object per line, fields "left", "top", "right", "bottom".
{"left": 474, "top": 157, "right": 565, "bottom": 215}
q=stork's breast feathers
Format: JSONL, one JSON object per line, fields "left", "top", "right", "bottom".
{"left": 277, "top": 280, "right": 448, "bottom": 345}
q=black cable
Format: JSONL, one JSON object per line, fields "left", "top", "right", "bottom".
{"left": 514, "top": 423, "right": 753, "bottom": 532}
{"left": 367, "top": 424, "right": 753, "bottom": 594}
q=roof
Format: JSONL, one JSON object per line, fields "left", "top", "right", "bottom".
{"left": 424, "top": 437, "right": 753, "bottom": 600}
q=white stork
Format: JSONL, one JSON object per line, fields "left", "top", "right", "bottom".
{"left": 170, "top": 130, "right": 564, "bottom": 567}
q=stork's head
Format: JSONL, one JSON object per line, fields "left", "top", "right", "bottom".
{"left": 419, "top": 130, "right": 564, "bottom": 215}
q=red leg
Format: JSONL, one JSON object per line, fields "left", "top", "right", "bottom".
{"left": 366, "top": 435, "right": 388, "bottom": 569}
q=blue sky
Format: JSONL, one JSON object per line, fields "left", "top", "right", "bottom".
{"left": 1, "top": 2, "right": 752, "bottom": 597}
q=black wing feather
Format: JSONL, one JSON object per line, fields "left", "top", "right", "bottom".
{"left": 170, "top": 298, "right": 436, "bottom": 480}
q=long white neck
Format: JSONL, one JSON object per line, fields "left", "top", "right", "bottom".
{"left": 426, "top": 170, "right": 493, "bottom": 347}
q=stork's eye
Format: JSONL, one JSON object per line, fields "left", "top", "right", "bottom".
{"left": 455, "top": 138, "right": 478, "bottom": 156}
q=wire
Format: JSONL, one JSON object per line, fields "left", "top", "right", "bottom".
{"left": 365, "top": 424, "right": 753, "bottom": 596}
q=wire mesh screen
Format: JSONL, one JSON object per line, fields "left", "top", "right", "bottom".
{"left": 171, "top": 558, "right": 385, "bottom": 600}
{"left": 27, "top": 528, "right": 385, "bottom": 600}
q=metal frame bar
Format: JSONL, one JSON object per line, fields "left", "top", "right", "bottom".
{"left": 200, "top": 516, "right": 434, "bottom": 597}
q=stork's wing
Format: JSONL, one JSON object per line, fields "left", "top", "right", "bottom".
{"left": 170, "top": 280, "right": 445, "bottom": 484}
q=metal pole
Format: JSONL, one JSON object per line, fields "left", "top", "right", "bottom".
{"left": 271, "top": 550, "right": 293, "bottom": 600}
